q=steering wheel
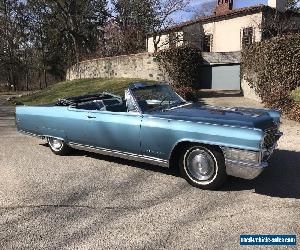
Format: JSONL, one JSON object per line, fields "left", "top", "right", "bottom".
{"left": 159, "top": 95, "right": 171, "bottom": 108}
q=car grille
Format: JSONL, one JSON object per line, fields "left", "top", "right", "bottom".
{"left": 263, "top": 126, "right": 279, "bottom": 149}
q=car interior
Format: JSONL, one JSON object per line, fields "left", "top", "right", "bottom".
{"left": 56, "top": 92, "right": 129, "bottom": 113}
{"left": 75, "top": 98, "right": 127, "bottom": 112}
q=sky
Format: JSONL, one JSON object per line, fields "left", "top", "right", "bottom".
{"left": 174, "top": 0, "right": 268, "bottom": 22}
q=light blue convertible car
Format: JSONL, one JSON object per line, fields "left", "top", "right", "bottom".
{"left": 16, "top": 83, "right": 282, "bottom": 190}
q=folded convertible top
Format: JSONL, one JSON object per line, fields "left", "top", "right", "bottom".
{"left": 55, "top": 92, "right": 122, "bottom": 106}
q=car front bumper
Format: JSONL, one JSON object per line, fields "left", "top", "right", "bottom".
{"left": 225, "top": 159, "right": 268, "bottom": 180}
{"left": 224, "top": 139, "right": 281, "bottom": 180}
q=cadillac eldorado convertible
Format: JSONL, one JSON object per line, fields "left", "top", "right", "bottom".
{"left": 15, "top": 83, "right": 282, "bottom": 190}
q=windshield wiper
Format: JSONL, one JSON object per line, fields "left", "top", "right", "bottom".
{"left": 147, "top": 96, "right": 170, "bottom": 112}
{"left": 168, "top": 101, "right": 187, "bottom": 109}
{"left": 158, "top": 95, "right": 170, "bottom": 107}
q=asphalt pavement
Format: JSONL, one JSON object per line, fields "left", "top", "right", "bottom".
{"left": 0, "top": 94, "right": 299, "bottom": 250}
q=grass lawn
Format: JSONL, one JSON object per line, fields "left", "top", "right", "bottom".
{"left": 291, "top": 87, "right": 300, "bottom": 103}
{"left": 12, "top": 78, "right": 154, "bottom": 105}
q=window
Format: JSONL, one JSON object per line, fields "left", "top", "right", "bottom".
{"left": 203, "top": 34, "right": 213, "bottom": 52}
{"left": 76, "top": 100, "right": 105, "bottom": 111}
{"left": 242, "top": 27, "right": 254, "bottom": 47}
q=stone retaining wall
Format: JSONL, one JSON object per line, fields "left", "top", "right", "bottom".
{"left": 66, "top": 52, "right": 242, "bottom": 82}
{"left": 66, "top": 53, "right": 166, "bottom": 82}
{"left": 66, "top": 51, "right": 260, "bottom": 99}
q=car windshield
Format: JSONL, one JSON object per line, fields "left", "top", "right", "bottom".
{"left": 131, "top": 84, "right": 186, "bottom": 112}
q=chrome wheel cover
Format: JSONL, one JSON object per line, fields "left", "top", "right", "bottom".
{"left": 184, "top": 147, "right": 217, "bottom": 184}
{"left": 48, "top": 138, "right": 64, "bottom": 152}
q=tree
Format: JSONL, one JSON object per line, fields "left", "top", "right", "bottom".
{"left": 26, "top": 0, "right": 109, "bottom": 82}
{"left": 261, "top": 7, "right": 300, "bottom": 38}
{"left": 192, "top": 0, "right": 215, "bottom": 19}
{"left": 286, "top": 0, "right": 300, "bottom": 12}
{"left": 102, "top": 19, "right": 125, "bottom": 56}
{"left": 0, "top": 0, "right": 110, "bottom": 90}
{"left": 0, "top": 0, "right": 31, "bottom": 90}
{"left": 111, "top": 0, "right": 158, "bottom": 54}
{"left": 47, "top": 0, "right": 109, "bottom": 63}
{"left": 150, "top": 0, "right": 190, "bottom": 52}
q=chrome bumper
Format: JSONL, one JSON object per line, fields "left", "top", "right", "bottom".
{"left": 224, "top": 140, "right": 281, "bottom": 180}
{"left": 226, "top": 160, "right": 268, "bottom": 180}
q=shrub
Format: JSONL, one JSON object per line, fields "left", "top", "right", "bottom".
{"left": 174, "top": 85, "right": 199, "bottom": 102}
{"left": 242, "top": 33, "right": 300, "bottom": 122}
{"left": 291, "top": 87, "right": 300, "bottom": 103}
{"left": 155, "top": 45, "right": 203, "bottom": 89}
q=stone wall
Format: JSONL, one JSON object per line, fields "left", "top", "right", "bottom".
{"left": 66, "top": 52, "right": 166, "bottom": 82}
{"left": 66, "top": 51, "right": 242, "bottom": 81}
{"left": 66, "top": 51, "right": 265, "bottom": 100}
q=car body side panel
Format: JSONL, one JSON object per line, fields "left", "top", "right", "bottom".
{"left": 140, "top": 115, "right": 172, "bottom": 159}
{"left": 16, "top": 106, "right": 71, "bottom": 140}
{"left": 16, "top": 106, "right": 142, "bottom": 155}
{"left": 82, "top": 110, "right": 142, "bottom": 154}
{"left": 17, "top": 106, "right": 264, "bottom": 163}
{"left": 141, "top": 115, "right": 264, "bottom": 160}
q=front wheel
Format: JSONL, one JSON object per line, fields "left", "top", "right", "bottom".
{"left": 47, "top": 137, "right": 71, "bottom": 156}
{"left": 179, "top": 144, "right": 227, "bottom": 190}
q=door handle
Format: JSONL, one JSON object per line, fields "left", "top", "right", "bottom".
{"left": 87, "top": 115, "right": 96, "bottom": 119}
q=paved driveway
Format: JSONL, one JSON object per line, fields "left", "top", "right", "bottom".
{"left": 0, "top": 94, "right": 299, "bottom": 249}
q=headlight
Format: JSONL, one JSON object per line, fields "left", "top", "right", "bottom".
{"left": 224, "top": 148, "right": 260, "bottom": 164}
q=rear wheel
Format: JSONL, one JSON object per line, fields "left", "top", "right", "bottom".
{"left": 179, "top": 144, "right": 227, "bottom": 190}
{"left": 47, "top": 137, "right": 70, "bottom": 156}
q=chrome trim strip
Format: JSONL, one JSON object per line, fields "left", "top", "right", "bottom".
{"left": 142, "top": 114, "right": 262, "bottom": 132}
{"left": 126, "top": 89, "right": 143, "bottom": 114}
{"left": 68, "top": 142, "right": 169, "bottom": 168}
{"left": 18, "top": 130, "right": 45, "bottom": 139}
{"left": 225, "top": 159, "right": 268, "bottom": 169}
{"left": 18, "top": 130, "right": 66, "bottom": 142}
{"left": 166, "top": 102, "right": 191, "bottom": 111}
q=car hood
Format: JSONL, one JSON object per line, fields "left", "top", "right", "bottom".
{"left": 148, "top": 103, "right": 275, "bottom": 130}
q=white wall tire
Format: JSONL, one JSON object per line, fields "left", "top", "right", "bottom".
{"left": 179, "top": 144, "right": 227, "bottom": 190}
{"left": 47, "top": 137, "right": 70, "bottom": 156}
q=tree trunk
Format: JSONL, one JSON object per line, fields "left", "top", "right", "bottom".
{"left": 71, "top": 34, "right": 80, "bottom": 63}
{"left": 26, "top": 72, "right": 29, "bottom": 91}
{"left": 153, "top": 35, "right": 160, "bottom": 52}
{"left": 39, "top": 70, "right": 42, "bottom": 90}
{"left": 44, "top": 69, "right": 47, "bottom": 88}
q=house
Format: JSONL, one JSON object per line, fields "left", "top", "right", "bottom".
{"left": 147, "top": 0, "right": 300, "bottom": 53}
{"left": 67, "top": 0, "right": 300, "bottom": 96}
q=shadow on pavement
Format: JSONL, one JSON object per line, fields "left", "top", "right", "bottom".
{"left": 41, "top": 141, "right": 300, "bottom": 199}
{"left": 198, "top": 90, "right": 242, "bottom": 98}
{"left": 221, "top": 149, "right": 300, "bottom": 199}
{"left": 40, "top": 142, "right": 180, "bottom": 177}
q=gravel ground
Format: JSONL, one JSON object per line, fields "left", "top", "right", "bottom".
{"left": 0, "top": 94, "right": 299, "bottom": 250}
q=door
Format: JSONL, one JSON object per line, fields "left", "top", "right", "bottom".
{"left": 200, "top": 64, "right": 241, "bottom": 90}
{"left": 140, "top": 115, "right": 173, "bottom": 160}
{"left": 84, "top": 110, "right": 142, "bottom": 154}
{"left": 63, "top": 108, "right": 92, "bottom": 145}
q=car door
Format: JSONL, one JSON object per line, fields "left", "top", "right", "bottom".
{"left": 84, "top": 110, "right": 142, "bottom": 155}
{"left": 63, "top": 107, "right": 94, "bottom": 145}
{"left": 140, "top": 114, "right": 173, "bottom": 160}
